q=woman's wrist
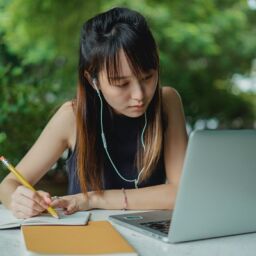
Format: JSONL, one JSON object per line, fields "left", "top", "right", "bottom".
{"left": 87, "top": 191, "right": 99, "bottom": 209}
{"left": 75, "top": 193, "right": 91, "bottom": 210}
{"left": 85, "top": 189, "right": 130, "bottom": 210}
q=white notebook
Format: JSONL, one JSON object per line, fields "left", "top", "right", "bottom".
{"left": 0, "top": 207, "right": 90, "bottom": 229}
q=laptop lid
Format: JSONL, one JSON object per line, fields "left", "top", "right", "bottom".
{"left": 169, "top": 129, "right": 256, "bottom": 243}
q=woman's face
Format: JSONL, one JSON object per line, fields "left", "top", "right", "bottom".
{"left": 97, "top": 50, "right": 158, "bottom": 118}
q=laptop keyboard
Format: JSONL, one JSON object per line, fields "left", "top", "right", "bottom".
{"left": 140, "top": 220, "right": 170, "bottom": 234}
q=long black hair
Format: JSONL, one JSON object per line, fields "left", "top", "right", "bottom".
{"left": 76, "top": 7, "right": 163, "bottom": 193}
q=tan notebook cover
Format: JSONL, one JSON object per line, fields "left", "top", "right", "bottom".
{"left": 21, "top": 221, "right": 137, "bottom": 255}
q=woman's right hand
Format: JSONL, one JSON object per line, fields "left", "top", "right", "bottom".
{"left": 10, "top": 185, "right": 52, "bottom": 219}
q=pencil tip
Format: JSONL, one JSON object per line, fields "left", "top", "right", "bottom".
{"left": 52, "top": 212, "right": 60, "bottom": 219}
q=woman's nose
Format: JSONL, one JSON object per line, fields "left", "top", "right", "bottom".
{"left": 131, "top": 82, "right": 144, "bottom": 102}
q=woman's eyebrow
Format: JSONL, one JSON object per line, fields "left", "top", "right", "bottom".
{"left": 109, "top": 75, "right": 131, "bottom": 80}
{"left": 109, "top": 71, "right": 153, "bottom": 81}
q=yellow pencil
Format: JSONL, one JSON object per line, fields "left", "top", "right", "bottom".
{"left": 0, "top": 156, "right": 59, "bottom": 219}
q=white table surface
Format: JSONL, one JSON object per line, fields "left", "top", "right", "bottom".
{"left": 1, "top": 204, "right": 256, "bottom": 256}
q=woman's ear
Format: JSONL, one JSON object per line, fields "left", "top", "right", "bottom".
{"left": 84, "top": 71, "right": 92, "bottom": 84}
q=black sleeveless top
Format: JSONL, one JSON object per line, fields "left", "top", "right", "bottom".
{"left": 66, "top": 103, "right": 166, "bottom": 194}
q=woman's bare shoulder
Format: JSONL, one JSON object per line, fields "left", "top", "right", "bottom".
{"left": 53, "top": 101, "right": 76, "bottom": 125}
{"left": 48, "top": 100, "right": 76, "bottom": 148}
{"left": 58, "top": 100, "right": 75, "bottom": 114}
{"left": 161, "top": 86, "right": 183, "bottom": 114}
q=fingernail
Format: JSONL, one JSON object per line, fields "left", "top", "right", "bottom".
{"left": 44, "top": 197, "right": 52, "bottom": 204}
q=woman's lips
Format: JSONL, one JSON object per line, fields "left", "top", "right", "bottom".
{"left": 128, "top": 104, "right": 145, "bottom": 112}
{"left": 129, "top": 104, "right": 144, "bottom": 108}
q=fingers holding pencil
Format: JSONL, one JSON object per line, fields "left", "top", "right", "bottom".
{"left": 11, "top": 186, "right": 53, "bottom": 219}
{"left": 0, "top": 156, "right": 59, "bottom": 219}
{"left": 12, "top": 187, "right": 51, "bottom": 218}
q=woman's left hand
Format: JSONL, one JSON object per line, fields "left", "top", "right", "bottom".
{"left": 50, "top": 193, "right": 91, "bottom": 215}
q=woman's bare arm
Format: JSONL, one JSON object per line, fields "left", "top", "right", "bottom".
{"left": 0, "top": 101, "right": 75, "bottom": 209}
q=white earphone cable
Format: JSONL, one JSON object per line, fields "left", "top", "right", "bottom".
{"left": 94, "top": 81, "right": 146, "bottom": 188}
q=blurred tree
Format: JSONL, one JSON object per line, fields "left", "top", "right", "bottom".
{"left": 0, "top": 27, "right": 56, "bottom": 179}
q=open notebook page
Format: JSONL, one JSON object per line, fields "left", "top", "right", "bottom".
{"left": 0, "top": 207, "right": 90, "bottom": 229}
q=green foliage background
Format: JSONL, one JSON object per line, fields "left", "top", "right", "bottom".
{"left": 0, "top": 0, "right": 256, "bottom": 182}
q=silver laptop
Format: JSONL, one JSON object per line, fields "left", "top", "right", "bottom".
{"left": 109, "top": 130, "right": 256, "bottom": 243}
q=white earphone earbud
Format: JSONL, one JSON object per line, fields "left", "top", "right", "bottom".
{"left": 92, "top": 78, "right": 100, "bottom": 94}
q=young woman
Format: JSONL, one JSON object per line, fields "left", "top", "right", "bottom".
{"left": 0, "top": 7, "right": 188, "bottom": 219}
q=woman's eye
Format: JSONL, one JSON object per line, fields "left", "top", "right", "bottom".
{"left": 143, "top": 74, "right": 153, "bottom": 81}
{"left": 115, "top": 82, "right": 129, "bottom": 88}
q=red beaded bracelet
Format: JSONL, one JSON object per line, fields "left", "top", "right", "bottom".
{"left": 122, "top": 188, "right": 128, "bottom": 210}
